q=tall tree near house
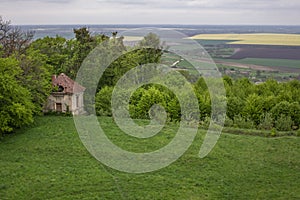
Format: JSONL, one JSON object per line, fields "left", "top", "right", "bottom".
{"left": 18, "top": 48, "right": 53, "bottom": 113}
{"left": 0, "top": 57, "right": 34, "bottom": 134}
{"left": 0, "top": 16, "right": 52, "bottom": 116}
{"left": 30, "top": 36, "right": 70, "bottom": 74}
{"left": 64, "top": 27, "right": 110, "bottom": 79}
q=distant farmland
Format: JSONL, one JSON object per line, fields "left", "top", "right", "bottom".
{"left": 218, "top": 58, "right": 300, "bottom": 69}
{"left": 189, "top": 33, "right": 300, "bottom": 75}
{"left": 189, "top": 33, "right": 300, "bottom": 46}
{"left": 230, "top": 47, "right": 300, "bottom": 60}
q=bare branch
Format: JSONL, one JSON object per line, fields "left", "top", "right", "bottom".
{"left": 0, "top": 16, "right": 35, "bottom": 57}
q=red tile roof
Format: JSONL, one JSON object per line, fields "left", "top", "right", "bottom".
{"left": 52, "top": 73, "right": 85, "bottom": 94}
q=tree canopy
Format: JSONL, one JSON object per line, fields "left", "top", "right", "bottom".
{"left": 1, "top": 16, "right": 300, "bottom": 135}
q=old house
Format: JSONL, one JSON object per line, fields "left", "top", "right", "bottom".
{"left": 44, "top": 73, "right": 85, "bottom": 115}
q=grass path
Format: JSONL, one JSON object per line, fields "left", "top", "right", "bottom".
{"left": 0, "top": 116, "right": 299, "bottom": 199}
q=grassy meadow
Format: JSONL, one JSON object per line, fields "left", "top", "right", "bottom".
{"left": 0, "top": 116, "right": 299, "bottom": 199}
{"left": 189, "top": 33, "right": 300, "bottom": 46}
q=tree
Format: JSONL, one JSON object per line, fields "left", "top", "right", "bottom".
{"left": 134, "top": 86, "right": 167, "bottom": 119}
{"left": 30, "top": 36, "right": 69, "bottom": 74}
{"left": 270, "top": 101, "right": 291, "bottom": 121}
{"left": 243, "top": 94, "right": 265, "bottom": 125}
{"left": 231, "top": 78, "right": 255, "bottom": 100}
{"left": 0, "top": 16, "right": 34, "bottom": 58}
{"left": 0, "top": 57, "right": 34, "bottom": 134}
{"left": 289, "top": 102, "right": 300, "bottom": 127}
{"left": 95, "top": 86, "right": 113, "bottom": 116}
{"left": 65, "top": 28, "right": 110, "bottom": 79}
{"left": 17, "top": 49, "right": 52, "bottom": 113}
{"left": 98, "top": 33, "right": 162, "bottom": 88}
{"left": 138, "top": 32, "right": 161, "bottom": 49}
{"left": 226, "top": 96, "right": 244, "bottom": 120}
{"left": 137, "top": 32, "right": 162, "bottom": 65}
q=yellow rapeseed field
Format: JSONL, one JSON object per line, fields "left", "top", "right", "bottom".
{"left": 123, "top": 36, "right": 143, "bottom": 41}
{"left": 189, "top": 33, "right": 300, "bottom": 46}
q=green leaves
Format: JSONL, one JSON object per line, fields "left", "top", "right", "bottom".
{"left": 0, "top": 57, "right": 34, "bottom": 134}
{"left": 225, "top": 77, "right": 300, "bottom": 131}
{"left": 18, "top": 49, "right": 52, "bottom": 113}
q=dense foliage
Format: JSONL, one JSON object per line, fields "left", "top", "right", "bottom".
{"left": 224, "top": 77, "right": 300, "bottom": 131}
{"left": 0, "top": 17, "right": 163, "bottom": 134}
{"left": 0, "top": 57, "right": 34, "bottom": 133}
{"left": 96, "top": 76, "right": 300, "bottom": 132}
{"left": 0, "top": 17, "right": 52, "bottom": 134}
{"left": 1, "top": 16, "right": 299, "bottom": 134}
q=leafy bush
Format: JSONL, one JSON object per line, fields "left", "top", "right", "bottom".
{"left": 0, "top": 57, "right": 34, "bottom": 134}
{"left": 233, "top": 115, "right": 255, "bottom": 129}
{"left": 270, "top": 101, "right": 291, "bottom": 121}
{"left": 258, "top": 113, "right": 274, "bottom": 130}
{"left": 297, "top": 129, "right": 300, "bottom": 137}
{"left": 226, "top": 96, "right": 244, "bottom": 120}
{"left": 289, "top": 102, "right": 300, "bottom": 127}
{"left": 199, "top": 116, "right": 211, "bottom": 129}
{"left": 92, "top": 66, "right": 300, "bottom": 135}
{"left": 95, "top": 86, "right": 113, "bottom": 116}
{"left": 275, "top": 115, "right": 293, "bottom": 131}
{"left": 224, "top": 116, "right": 234, "bottom": 127}
{"left": 134, "top": 86, "right": 168, "bottom": 119}
{"left": 270, "top": 128, "right": 277, "bottom": 137}
{"left": 243, "top": 94, "right": 264, "bottom": 125}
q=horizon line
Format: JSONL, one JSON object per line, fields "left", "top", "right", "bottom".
{"left": 15, "top": 23, "right": 300, "bottom": 27}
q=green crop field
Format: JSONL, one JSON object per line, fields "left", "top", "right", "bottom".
{"left": 0, "top": 116, "right": 299, "bottom": 199}
{"left": 216, "top": 58, "right": 300, "bottom": 69}
{"left": 189, "top": 34, "right": 300, "bottom": 46}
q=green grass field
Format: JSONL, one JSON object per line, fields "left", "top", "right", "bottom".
{"left": 216, "top": 58, "right": 300, "bottom": 69}
{"left": 0, "top": 116, "right": 299, "bottom": 199}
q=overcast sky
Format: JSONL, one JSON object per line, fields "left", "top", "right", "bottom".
{"left": 1, "top": 0, "right": 300, "bottom": 25}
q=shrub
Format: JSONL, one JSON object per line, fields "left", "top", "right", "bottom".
{"left": 134, "top": 86, "right": 167, "bottom": 119}
{"left": 258, "top": 113, "right": 274, "bottom": 130}
{"left": 297, "top": 129, "right": 300, "bottom": 137}
{"left": 226, "top": 97, "right": 244, "bottom": 120}
{"left": 224, "top": 116, "right": 234, "bottom": 127}
{"left": 0, "top": 57, "right": 34, "bottom": 134}
{"left": 289, "top": 102, "right": 300, "bottom": 127}
{"left": 270, "top": 101, "right": 291, "bottom": 121}
{"left": 199, "top": 116, "right": 211, "bottom": 129}
{"left": 275, "top": 115, "right": 293, "bottom": 131}
{"left": 233, "top": 115, "right": 255, "bottom": 129}
{"left": 270, "top": 128, "right": 277, "bottom": 137}
{"left": 95, "top": 86, "right": 113, "bottom": 116}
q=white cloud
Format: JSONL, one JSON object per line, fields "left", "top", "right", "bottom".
{"left": 1, "top": 0, "right": 300, "bottom": 24}
{"left": 95, "top": 0, "right": 300, "bottom": 9}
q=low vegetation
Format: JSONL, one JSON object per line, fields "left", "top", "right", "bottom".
{"left": 96, "top": 77, "right": 300, "bottom": 133}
